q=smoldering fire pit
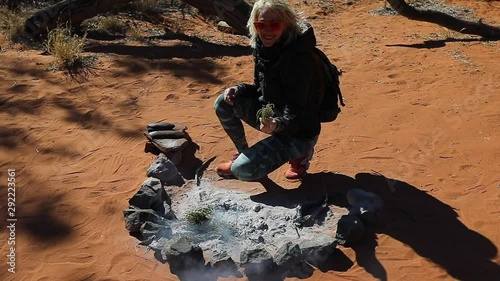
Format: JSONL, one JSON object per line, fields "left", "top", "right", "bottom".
{"left": 124, "top": 163, "right": 348, "bottom": 279}
{"left": 125, "top": 123, "right": 381, "bottom": 279}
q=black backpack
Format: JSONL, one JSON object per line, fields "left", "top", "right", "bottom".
{"left": 308, "top": 47, "right": 345, "bottom": 122}
{"left": 278, "top": 47, "right": 345, "bottom": 122}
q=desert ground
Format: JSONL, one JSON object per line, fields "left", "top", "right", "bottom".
{"left": 1, "top": 0, "right": 499, "bottom": 280}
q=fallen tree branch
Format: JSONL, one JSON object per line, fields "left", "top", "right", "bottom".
{"left": 24, "top": 0, "right": 252, "bottom": 39}
{"left": 386, "top": 0, "right": 500, "bottom": 38}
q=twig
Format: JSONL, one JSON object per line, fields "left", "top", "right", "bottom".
{"left": 195, "top": 156, "right": 216, "bottom": 186}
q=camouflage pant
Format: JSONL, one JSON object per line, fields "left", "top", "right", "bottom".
{"left": 214, "top": 94, "right": 318, "bottom": 181}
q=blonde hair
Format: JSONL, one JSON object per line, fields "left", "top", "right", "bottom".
{"left": 247, "top": 0, "right": 306, "bottom": 48}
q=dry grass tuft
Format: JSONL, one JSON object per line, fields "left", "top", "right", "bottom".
{"left": 0, "top": 7, "right": 27, "bottom": 41}
{"left": 45, "top": 26, "right": 87, "bottom": 70}
{"left": 98, "top": 17, "right": 128, "bottom": 34}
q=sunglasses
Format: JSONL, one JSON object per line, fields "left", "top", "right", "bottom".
{"left": 253, "top": 21, "right": 284, "bottom": 32}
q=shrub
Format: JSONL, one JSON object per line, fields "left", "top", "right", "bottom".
{"left": 98, "top": 17, "right": 128, "bottom": 34}
{"left": 0, "top": 7, "right": 27, "bottom": 41}
{"left": 45, "top": 26, "right": 87, "bottom": 69}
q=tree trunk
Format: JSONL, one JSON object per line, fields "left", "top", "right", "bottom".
{"left": 24, "top": 0, "right": 252, "bottom": 39}
{"left": 385, "top": 0, "right": 500, "bottom": 38}
{"left": 24, "top": 0, "right": 132, "bottom": 39}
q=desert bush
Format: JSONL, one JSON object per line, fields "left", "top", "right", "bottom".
{"left": 0, "top": 7, "right": 27, "bottom": 41}
{"left": 127, "top": 24, "right": 144, "bottom": 41}
{"left": 98, "top": 17, "right": 128, "bottom": 34}
{"left": 45, "top": 26, "right": 87, "bottom": 69}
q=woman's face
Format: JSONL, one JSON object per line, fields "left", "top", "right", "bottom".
{"left": 255, "top": 8, "right": 285, "bottom": 47}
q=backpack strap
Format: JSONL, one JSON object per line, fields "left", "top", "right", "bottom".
{"left": 308, "top": 50, "right": 325, "bottom": 104}
{"left": 311, "top": 48, "right": 345, "bottom": 107}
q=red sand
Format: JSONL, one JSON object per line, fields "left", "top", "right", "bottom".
{"left": 1, "top": 0, "right": 499, "bottom": 280}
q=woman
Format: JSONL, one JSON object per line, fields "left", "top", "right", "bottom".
{"left": 214, "top": 0, "right": 322, "bottom": 181}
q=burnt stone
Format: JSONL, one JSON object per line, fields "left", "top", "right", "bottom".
{"left": 275, "top": 242, "right": 303, "bottom": 270}
{"left": 123, "top": 207, "right": 169, "bottom": 233}
{"left": 347, "top": 188, "right": 383, "bottom": 225}
{"left": 299, "top": 234, "right": 337, "bottom": 267}
{"left": 335, "top": 214, "right": 366, "bottom": 246}
{"left": 240, "top": 247, "right": 274, "bottom": 275}
{"left": 140, "top": 221, "right": 172, "bottom": 240}
{"left": 129, "top": 177, "right": 171, "bottom": 212}
{"left": 161, "top": 237, "right": 205, "bottom": 273}
{"left": 146, "top": 156, "right": 184, "bottom": 186}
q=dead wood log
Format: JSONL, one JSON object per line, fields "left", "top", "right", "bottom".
{"left": 386, "top": 0, "right": 500, "bottom": 38}
{"left": 24, "top": 0, "right": 252, "bottom": 39}
{"left": 182, "top": 0, "right": 252, "bottom": 35}
{"left": 24, "top": 0, "right": 132, "bottom": 39}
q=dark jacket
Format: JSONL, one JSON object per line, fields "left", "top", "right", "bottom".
{"left": 239, "top": 24, "right": 322, "bottom": 139}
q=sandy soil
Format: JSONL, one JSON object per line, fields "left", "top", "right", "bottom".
{"left": 1, "top": 0, "right": 499, "bottom": 280}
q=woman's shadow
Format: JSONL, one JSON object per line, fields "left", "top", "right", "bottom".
{"left": 253, "top": 172, "right": 500, "bottom": 281}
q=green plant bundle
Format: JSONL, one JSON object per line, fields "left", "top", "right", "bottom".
{"left": 256, "top": 103, "right": 275, "bottom": 125}
{"left": 186, "top": 207, "right": 213, "bottom": 224}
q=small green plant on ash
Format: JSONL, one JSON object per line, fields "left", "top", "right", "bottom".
{"left": 186, "top": 207, "right": 213, "bottom": 224}
{"left": 45, "top": 26, "right": 87, "bottom": 70}
{"left": 256, "top": 103, "right": 275, "bottom": 125}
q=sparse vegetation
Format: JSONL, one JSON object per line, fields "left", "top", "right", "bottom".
{"left": 127, "top": 23, "right": 144, "bottom": 41}
{"left": 0, "top": 7, "right": 27, "bottom": 41}
{"left": 98, "top": 17, "right": 128, "bottom": 34}
{"left": 134, "top": 0, "right": 164, "bottom": 13}
{"left": 449, "top": 50, "right": 474, "bottom": 67}
{"left": 186, "top": 208, "right": 213, "bottom": 224}
{"left": 45, "top": 26, "right": 87, "bottom": 70}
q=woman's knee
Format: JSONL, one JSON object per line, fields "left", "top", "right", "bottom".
{"left": 231, "top": 157, "right": 265, "bottom": 182}
{"left": 214, "top": 93, "right": 225, "bottom": 111}
{"left": 214, "top": 93, "right": 235, "bottom": 118}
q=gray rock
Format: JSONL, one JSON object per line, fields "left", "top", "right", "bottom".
{"left": 129, "top": 177, "right": 171, "bottom": 211}
{"left": 299, "top": 234, "right": 337, "bottom": 267}
{"left": 147, "top": 237, "right": 170, "bottom": 252}
{"left": 148, "top": 130, "right": 187, "bottom": 139}
{"left": 209, "top": 251, "right": 236, "bottom": 269}
{"left": 347, "top": 188, "right": 383, "bottom": 225}
{"left": 275, "top": 242, "right": 303, "bottom": 269}
{"left": 140, "top": 221, "right": 172, "bottom": 240}
{"left": 217, "top": 21, "right": 236, "bottom": 33}
{"left": 152, "top": 138, "right": 189, "bottom": 154}
{"left": 123, "top": 207, "right": 168, "bottom": 233}
{"left": 146, "top": 156, "right": 184, "bottom": 186}
{"left": 209, "top": 251, "right": 242, "bottom": 278}
{"left": 161, "top": 237, "right": 205, "bottom": 273}
{"left": 240, "top": 247, "right": 274, "bottom": 275}
{"left": 335, "top": 214, "right": 365, "bottom": 246}
{"left": 281, "top": 261, "right": 314, "bottom": 279}
{"left": 166, "top": 150, "right": 183, "bottom": 166}
{"left": 253, "top": 204, "right": 263, "bottom": 212}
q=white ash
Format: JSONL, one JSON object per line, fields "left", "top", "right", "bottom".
{"left": 166, "top": 181, "right": 347, "bottom": 262}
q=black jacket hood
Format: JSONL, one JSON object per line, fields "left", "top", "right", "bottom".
{"left": 255, "top": 23, "right": 317, "bottom": 66}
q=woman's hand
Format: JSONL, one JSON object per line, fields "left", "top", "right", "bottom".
{"left": 223, "top": 87, "right": 238, "bottom": 105}
{"left": 259, "top": 118, "right": 278, "bottom": 134}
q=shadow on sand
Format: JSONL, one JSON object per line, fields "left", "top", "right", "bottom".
{"left": 253, "top": 172, "right": 500, "bottom": 281}
{"left": 160, "top": 171, "right": 499, "bottom": 281}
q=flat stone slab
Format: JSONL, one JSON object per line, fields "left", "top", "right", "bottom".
{"left": 144, "top": 133, "right": 189, "bottom": 154}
